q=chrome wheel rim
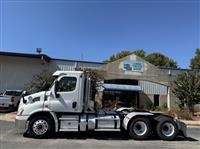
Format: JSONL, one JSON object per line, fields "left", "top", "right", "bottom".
{"left": 32, "top": 119, "right": 48, "bottom": 135}
{"left": 161, "top": 122, "right": 175, "bottom": 137}
{"left": 133, "top": 121, "right": 147, "bottom": 136}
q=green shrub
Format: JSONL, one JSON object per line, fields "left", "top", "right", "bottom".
{"left": 142, "top": 102, "right": 154, "bottom": 111}
{"left": 166, "top": 107, "right": 193, "bottom": 120}
{"left": 160, "top": 103, "right": 168, "bottom": 111}
{"left": 25, "top": 70, "right": 54, "bottom": 94}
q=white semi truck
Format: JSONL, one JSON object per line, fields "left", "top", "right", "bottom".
{"left": 15, "top": 71, "right": 187, "bottom": 140}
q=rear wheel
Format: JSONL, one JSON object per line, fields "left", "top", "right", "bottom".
{"left": 156, "top": 117, "right": 178, "bottom": 140}
{"left": 28, "top": 116, "right": 52, "bottom": 138}
{"left": 128, "top": 117, "right": 152, "bottom": 140}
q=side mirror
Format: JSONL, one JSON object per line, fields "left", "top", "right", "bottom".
{"left": 22, "top": 91, "right": 27, "bottom": 104}
{"left": 54, "top": 81, "right": 60, "bottom": 98}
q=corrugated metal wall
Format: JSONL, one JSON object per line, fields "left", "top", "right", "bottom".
{"left": 0, "top": 56, "right": 49, "bottom": 93}
{"left": 77, "top": 62, "right": 103, "bottom": 70}
{"left": 0, "top": 57, "right": 103, "bottom": 92}
{"left": 139, "top": 80, "right": 168, "bottom": 95}
{"left": 50, "top": 60, "right": 103, "bottom": 71}
{"left": 50, "top": 60, "right": 76, "bottom": 71}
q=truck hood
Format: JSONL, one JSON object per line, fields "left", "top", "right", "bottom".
{"left": 17, "top": 91, "right": 46, "bottom": 116}
{"left": 18, "top": 91, "right": 46, "bottom": 107}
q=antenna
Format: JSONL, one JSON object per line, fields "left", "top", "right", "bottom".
{"left": 36, "top": 48, "right": 42, "bottom": 54}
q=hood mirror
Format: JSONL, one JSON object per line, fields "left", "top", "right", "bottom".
{"left": 22, "top": 91, "right": 27, "bottom": 104}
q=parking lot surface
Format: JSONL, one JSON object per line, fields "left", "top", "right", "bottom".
{"left": 0, "top": 115, "right": 200, "bottom": 149}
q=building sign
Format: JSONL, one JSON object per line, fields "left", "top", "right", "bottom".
{"left": 123, "top": 60, "right": 144, "bottom": 72}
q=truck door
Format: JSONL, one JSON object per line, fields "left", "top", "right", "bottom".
{"left": 49, "top": 76, "right": 80, "bottom": 113}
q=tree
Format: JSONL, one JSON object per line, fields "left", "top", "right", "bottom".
{"left": 105, "top": 50, "right": 146, "bottom": 62}
{"left": 105, "top": 50, "right": 132, "bottom": 62}
{"left": 190, "top": 48, "right": 200, "bottom": 69}
{"left": 145, "top": 52, "right": 177, "bottom": 68}
{"left": 172, "top": 71, "right": 200, "bottom": 114}
{"left": 133, "top": 49, "right": 146, "bottom": 58}
{"left": 105, "top": 50, "right": 178, "bottom": 68}
{"left": 26, "top": 71, "right": 54, "bottom": 94}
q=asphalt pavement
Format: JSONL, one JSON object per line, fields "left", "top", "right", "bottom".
{"left": 0, "top": 120, "right": 200, "bottom": 149}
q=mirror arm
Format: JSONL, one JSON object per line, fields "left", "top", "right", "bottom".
{"left": 22, "top": 91, "right": 27, "bottom": 104}
{"left": 54, "top": 81, "right": 60, "bottom": 98}
{"left": 22, "top": 95, "right": 27, "bottom": 104}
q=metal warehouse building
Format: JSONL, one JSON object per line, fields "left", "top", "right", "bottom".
{"left": 0, "top": 51, "right": 103, "bottom": 92}
{"left": 0, "top": 51, "right": 187, "bottom": 109}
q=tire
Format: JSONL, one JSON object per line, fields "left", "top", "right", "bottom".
{"left": 156, "top": 117, "right": 178, "bottom": 141}
{"left": 28, "top": 116, "right": 52, "bottom": 138}
{"left": 128, "top": 117, "right": 152, "bottom": 140}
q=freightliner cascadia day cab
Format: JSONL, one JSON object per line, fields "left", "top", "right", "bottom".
{"left": 15, "top": 71, "right": 187, "bottom": 140}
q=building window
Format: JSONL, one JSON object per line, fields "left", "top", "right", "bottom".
{"left": 154, "top": 95, "right": 159, "bottom": 107}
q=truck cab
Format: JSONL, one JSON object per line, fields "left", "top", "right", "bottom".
{"left": 15, "top": 71, "right": 187, "bottom": 140}
{"left": 48, "top": 71, "right": 84, "bottom": 113}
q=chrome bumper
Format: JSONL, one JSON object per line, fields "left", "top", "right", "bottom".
{"left": 176, "top": 120, "right": 187, "bottom": 137}
{"left": 15, "top": 115, "right": 29, "bottom": 133}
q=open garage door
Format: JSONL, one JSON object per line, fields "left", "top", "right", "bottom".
{"left": 102, "top": 83, "right": 142, "bottom": 109}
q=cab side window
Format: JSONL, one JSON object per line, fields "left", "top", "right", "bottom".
{"left": 58, "top": 77, "right": 77, "bottom": 92}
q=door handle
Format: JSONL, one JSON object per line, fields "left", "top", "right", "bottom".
{"left": 72, "top": 102, "right": 77, "bottom": 109}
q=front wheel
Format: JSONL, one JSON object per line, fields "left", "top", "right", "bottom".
{"left": 128, "top": 117, "right": 152, "bottom": 140}
{"left": 28, "top": 116, "right": 52, "bottom": 138}
{"left": 156, "top": 118, "right": 178, "bottom": 141}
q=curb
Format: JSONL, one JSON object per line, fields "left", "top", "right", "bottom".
{"left": 180, "top": 120, "right": 200, "bottom": 127}
{"left": 185, "top": 124, "right": 200, "bottom": 127}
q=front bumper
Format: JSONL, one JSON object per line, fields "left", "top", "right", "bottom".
{"left": 0, "top": 102, "right": 14, "bottom": 108}
{"left": 176, "top": 120, "right": 187, "bottom": 137}
{"left": 15, "top": 115, "right": 29, "bottom": 133}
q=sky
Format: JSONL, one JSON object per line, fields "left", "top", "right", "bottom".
{"left": 0, "top": 0, "right": 199, "bottom": 68}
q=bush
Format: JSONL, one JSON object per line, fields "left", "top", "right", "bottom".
{"left": 143, "top": 103, "right": 168, "bottom": 112}
{"left": 25, "top": 70, "right": 54, "bottom": 94}
{"left": 142, "top": 102, "right": 154, "bottom": 111}
{"left": 153, "top": 104, "right": 167, "bottom": 112}
{"left": 166, "top": 107, "right": 193, "bottom": 120}
{"left": 160, "top": 103, "right": 168, "bottom": 111}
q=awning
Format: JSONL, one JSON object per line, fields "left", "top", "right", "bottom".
{"left": 102, "top": 83, "right": 142, "bottom": 91}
